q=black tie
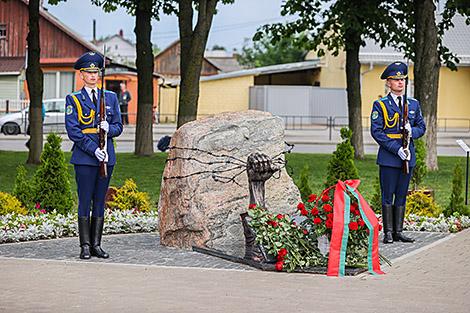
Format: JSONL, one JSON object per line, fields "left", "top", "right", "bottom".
{"left": 91, "top": 89, "right": 97, "bottom": 106}
{"left": 397, "top": 96, "right": 402, "bottom": 112}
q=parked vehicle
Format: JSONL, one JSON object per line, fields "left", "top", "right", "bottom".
{"left": 0, "top": 99, "right": 66, "bottom": 135}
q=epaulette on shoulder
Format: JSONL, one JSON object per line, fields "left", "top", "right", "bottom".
{"left": 104, "top": 90, "right": 116, "bottom": 95}
{"left": 380, "top": 97, "right": 388, "bottom": 101}
{"left": 407, "top": 96, "right": 417, "bottom": 102}
{"left": 72, "top": 91, "right": 81, "bottom": 95}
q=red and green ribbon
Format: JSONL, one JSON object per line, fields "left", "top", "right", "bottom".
{"left": 327, "top": 180, "right": 384, "bottom": 276}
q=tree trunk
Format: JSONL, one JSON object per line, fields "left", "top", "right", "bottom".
{"left": 26, "top": 0, "right": 43, "bottom": 164}
{"left": 345, "top": 42, "right": 364, "bottom": 159}
{"left": 134, "top": 0, "right": 154, "bottom": 156}
{"left": 177, "top": 0, "right": 218, "bottom": 129}
{"left": 413, "top": 0, "right": 439, "bottom": 170}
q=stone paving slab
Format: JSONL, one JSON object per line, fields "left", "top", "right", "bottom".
{"left": 0, "top": 231, "right": 449, "bottom": 269}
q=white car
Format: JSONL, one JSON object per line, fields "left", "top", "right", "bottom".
{"left": 0, "top": 99, "right": 66, "bottom": 135}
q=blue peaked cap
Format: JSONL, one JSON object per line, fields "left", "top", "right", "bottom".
{"left": 380, "top": 61, "right": 408, "bottom": 80}
{"left": 74, "top": 51, "right": 104, "bottom": 72}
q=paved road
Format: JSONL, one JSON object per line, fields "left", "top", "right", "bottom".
{"left": 1, "top": 125, "right": 469, "bottom": 155}
{"left": 0, "top": 229, "right": 468, "bottom": 313}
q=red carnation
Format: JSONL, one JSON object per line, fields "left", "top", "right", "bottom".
{"left": 248, "top": 203, "right": 257, "bottom": 210}
{"left": 327, "top": 213, "right": 334, "bottom": 220}
{"left": 297, "top": 202, "right": 305, "bottom": 211}
{"left": 278, "top": 248, "right": 288, "bottom": 258}
{"left": 307, "top": 194, "right": 317, "bottom": 203}
{"left": 300, "top": 208, "right": 309, "bottom": 216}
{"left": 313, "top": 217, "right": 322, "bottom": 224}
{"left": 358, "top": 219, "right": 365, "bottom": 227}
{"left": 325, "top": 219, "right": 333, "bottom": 229}
{"left": 276, "top": 214, "right": 285, "bottom": 220}
{"left": 354, "top": 209, "right": 361, "bottom": 216}
{"left": 311, "top": 208, "right": 319, "bottom": 216}
{"left": 349, "top": 221, "right": 358, "bottom": 231}
{"left": 323, "top": 204, "right": 333, "bottom": 213}
{"left": 275, "top": 261, "right": 284, "bottom": 271}
{"left": 267, "top": 220, "right": 278, "bottom": 228}
{"left": 379, "top": 224, "right": 383, "bottom": 231}
{"left": 351, "top": 202, "right": 358, "bottom": 209}
{"left": 321, "top": 194, "right": 330, "bottom": 202}
{"left": 303, "top": 229, "right": 309, "bottom": 235}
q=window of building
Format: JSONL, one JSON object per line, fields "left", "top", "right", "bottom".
{"left": 0, "top": 24, "right": 7, "bottom": 39}
{"left": 43, "top": 72, "right": 75, "bottom": 99}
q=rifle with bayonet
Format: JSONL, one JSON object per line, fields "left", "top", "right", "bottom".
{"left": 99, "top": 47, "right": 108, "bottom": 178}
{"left": 402, "top": 77, "right": 410, "bottom": 174}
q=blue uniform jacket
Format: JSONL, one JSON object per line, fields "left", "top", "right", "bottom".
{"left": 65, "top": 88, "right": 123, "bottom": 166}
{"left": 370, "top": 94, "right": 426, "bottom": 168}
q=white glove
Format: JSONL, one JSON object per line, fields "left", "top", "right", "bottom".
{"left": 100, "top": 121, "right": 109, "bottom": 133}
{"left": 398, "top": 147, "right": 411, "bottom": 161}
{"left": 404, "top": 122, "right": 412, "bottom": 134}
{"left": 94, "top": 148, "right": 106, "bottom": 162}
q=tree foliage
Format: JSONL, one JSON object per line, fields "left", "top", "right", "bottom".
{"left": 255, "top": 0, "right": 398, "bottom": 160}
{"left": 237, "top": 36, "right": 306, "bottom": 68}
{"left": 32, "top": 134, "right": 74, "bottom": 214}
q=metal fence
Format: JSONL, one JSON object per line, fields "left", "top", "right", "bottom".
{"left": 0, "top": 99, "right": 29, "bottom": 114}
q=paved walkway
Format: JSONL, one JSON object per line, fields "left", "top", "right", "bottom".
{"left": 1, "top": 229, "right": 467, "bottom": 313}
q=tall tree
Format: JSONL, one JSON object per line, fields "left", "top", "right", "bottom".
{"left": 391, "top": 0, "right": 470, "bottom": 170}
{"left": 26, "top": 0, "right": 44, "bottom": 164}
{"left": 256, "top": 0, "right": 397, "bottom": 159}
{"left": 163, "top": 0, "right": 234, "bottom": 129}
{"left": 237, "top": 36, "right": 306, "bottom": 68}
{"left": 91, "top": 0, "right": 160, "bottom": 156}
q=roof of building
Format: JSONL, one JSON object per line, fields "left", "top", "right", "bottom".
{"left": 360, "top": 14, "right": 470, "bottom": 65}
{"left": 205, "top": 57, "right": 243, "bottom": 73}
{"left": 94, "top": 33, "right": 135, "bottom": 49}
{"left": 37, "top": 3, "right": 98, "bottom": 52}
{"left": 201, "top": 59, "right": 321, "bottom": 82}
{"left": 0, "top": 57, "right": 25, "bottom": 74}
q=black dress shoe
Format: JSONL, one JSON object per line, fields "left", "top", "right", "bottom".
{"left": 80, "top": 245, "right": 91, "bottom": 259}
{"left": 393, "top": 232, "right": 415, "bottom": 243}
{"left": 383, "top": 231, "right": 394, "bottom": 244}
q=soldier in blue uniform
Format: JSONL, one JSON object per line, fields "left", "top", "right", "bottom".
{"left": 65, "top": 52, "right": 123, "bottom": 259}
{"left": 370, "top": 62, "right": 426, "bottom": 244}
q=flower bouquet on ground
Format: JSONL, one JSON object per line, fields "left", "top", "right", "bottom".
{"left": 248, "top": 180, "right": 384, "bottom": 276}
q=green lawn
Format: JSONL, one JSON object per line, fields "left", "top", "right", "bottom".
{"left": 0, "top": 151, "right": 463, "bottom": 208}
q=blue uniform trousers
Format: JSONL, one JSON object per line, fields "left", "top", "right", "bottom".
{"left": 379, "top": 166, "right": 414, "bottom": 207}
{"left": 74, "top": 165, "right": 114, "bottom": 217}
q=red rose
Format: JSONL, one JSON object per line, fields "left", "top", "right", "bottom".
{"left": 358, "top": 219, "right": 365, "bottom": 227}
{"left": 325, "top": 219, "right": 333, "bottom": 229}
{"left": 366, "top": 229, "right": 370, "bottom": 235}
{"left": 379, "top": 224, "right": 383, "bottom": 231}
{"left": 349, "top": 221, "right": 358, "bottom": 231}
{"left": 297, "top": 203, "right": 306, "bottom": 211}
{"left": 307, "top": 194, "right": 317, "bottom": 203}
{"left": 300, "top": 208, "right": 309, "bottom": 216}
{"left": 327, "top": 213, "right": 334, "bottom": 220}
{"left": 351, "top": 202, "right": 358, "bottom": 209}
{"left": 313, "top": 217, "right": 322, "bottom": 224}
{"left": 303, "top": 229, "right": 309, "bottom": 235}
{"left": 311, "top": 208, "right": 319, "bottom": 215}
{"left": 323, "top": 204, "right": 333, "bottom": 213}
{"left": 278, "top": 248, "right": 288, "bottom": 258}
{"left": 321, "top": 194, "right": 330, "bottom": 202}
{"left": 275, "top": 261, "right": 284, "bottom": 271}
{"left": 248, "top": 203, "right": 257, "bottom": 210}
{"left": 276, "top": 214, "right": 284, "bottom": 220}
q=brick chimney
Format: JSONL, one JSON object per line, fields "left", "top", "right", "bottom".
{"left": 119, "top": 29, "right": 123, "bottom": 37}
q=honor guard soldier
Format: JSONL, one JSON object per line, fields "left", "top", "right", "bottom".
{"left": 65, "top": 52, "right": 123, "bottom": 259}
{"left": 370, "top": 62, "right": 426, "bottom": 244}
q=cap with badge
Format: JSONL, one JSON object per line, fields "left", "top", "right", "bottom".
{"left": 380, "top": 61, "right": 408, "bottom": 80}
{"left": 74, "top": 51, "right": 104, "bottom": 72}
